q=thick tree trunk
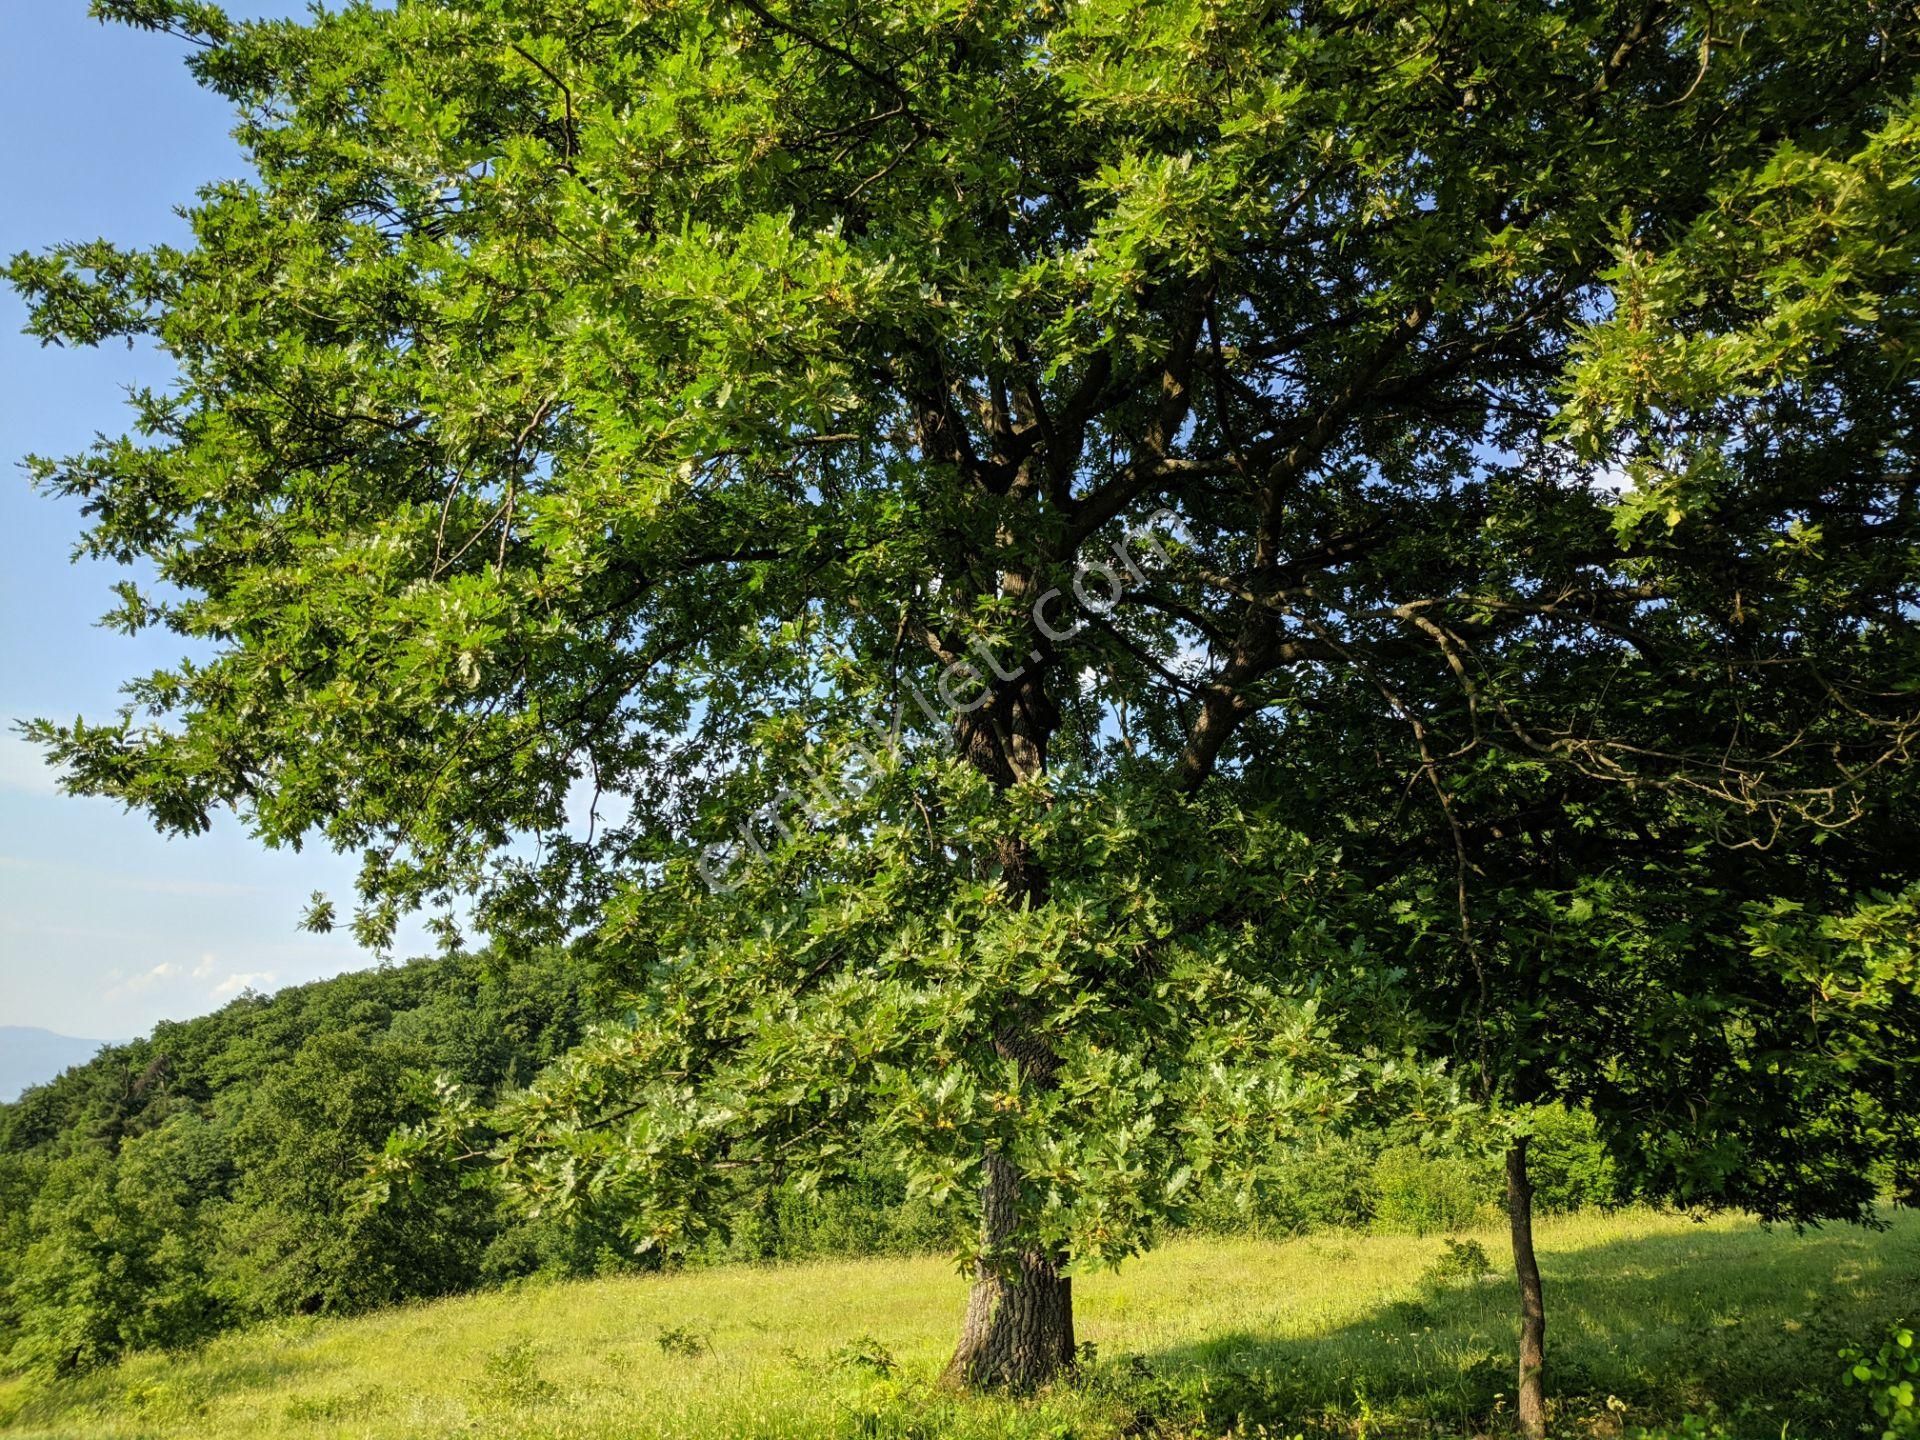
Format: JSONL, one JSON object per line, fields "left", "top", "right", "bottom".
{"left": 1507, "top": 1136, "right": 1548, "bottom": 1440}
{"left": 941, "top": 1149, "right": 1075, "bottom": 1391}
{"left": 940, "top": 661, "right": 1075, "bottom": 1389}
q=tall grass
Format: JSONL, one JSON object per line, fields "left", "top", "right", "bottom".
{"left": 2, "top": 1207, "right": 1914, "bottom": 1439}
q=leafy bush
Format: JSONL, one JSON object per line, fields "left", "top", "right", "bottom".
{"left": 656, "top": 1326, "right": 712, "bottom": 1358}
{"left": 827, "top": 1335, "right": 899, "bottom": 1377}
{"left": 1369, "top": 1146, "right": 1499, "bottom": 1234}
{"left": 477, "top": 1340, "right": 558, "bottom": 1407}
{"left": 721, "top": 1165, "right": 956, "bottom": 1261}
{"left": 1842, "top": 1321, "right": 1918, "bottom": 1439}
{"left": 1253, "top": 1135, "right": 1380, "bottom": 1233}
{"left": 1526, "top": 1104, "right": 1623, "bottom": 1213}
{"left": 1419, "top": 1237, "right": 1495, "bottom": 1287}
{"left": 1167, "top": 1108, "right": 1622, "bottom": 1241}
{"left": 1186, "top": 1134, "right": 1380, "bottom": 1235}
{"left": 480, "top": 1212, "right": 643, "bottom": 1283}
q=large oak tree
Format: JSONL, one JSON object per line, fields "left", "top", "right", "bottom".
{"left": 15, "top": 0, "right": 1920, "bottom": 1410}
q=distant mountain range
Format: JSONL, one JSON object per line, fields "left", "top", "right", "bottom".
{"left": 0, "top": 1027, "right": 118, "bottom": 1103}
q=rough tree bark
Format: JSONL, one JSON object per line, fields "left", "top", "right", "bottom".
{"left": 1507, "top": 1135, "right": 1548, "bottom": 1440}
{"left": 941, "top": 1148, "right": 1076, "bottom": 1390}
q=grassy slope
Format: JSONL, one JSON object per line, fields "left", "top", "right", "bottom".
{"left": 2, "top": 1209, "right": 1915, "bottom": 1439}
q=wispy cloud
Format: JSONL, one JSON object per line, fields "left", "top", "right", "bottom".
{"left": 105, "top": 962, "right": 182, "bottom": 998}
{"left": 3, "top": 918, "right": 157, "bottom": 944}
{"left": 100, "top": 953, "right": 279, "bottom": 1004}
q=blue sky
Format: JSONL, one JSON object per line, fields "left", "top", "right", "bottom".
{"left": 1, "top": 2, "right": 425, "bottom": 1039}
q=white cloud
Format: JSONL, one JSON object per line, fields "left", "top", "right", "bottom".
{"left": 101, "top": 959, "right": 279, "bottom": 1005}
{"left": 210, "top": 970, "right": 276, "bottom": 1000}
{"left": 105, "top": 962, "right": 182, "bottom": 998}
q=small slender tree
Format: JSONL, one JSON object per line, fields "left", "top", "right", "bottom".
{"left": 15, "top": 0, "right": 1919, "bottom": 1399}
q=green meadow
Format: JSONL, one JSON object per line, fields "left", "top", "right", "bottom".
{"left": 3, "top": 1208, "right": 1913, "bottom": 1440}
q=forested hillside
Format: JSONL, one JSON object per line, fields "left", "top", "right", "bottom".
{"left": 0, "top": 949, "right": 612, "bottom": 1375}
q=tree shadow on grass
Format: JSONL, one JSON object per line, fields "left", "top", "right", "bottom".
{"left": 1123, "top": 1213, "right": 1920, "bottom": 1440}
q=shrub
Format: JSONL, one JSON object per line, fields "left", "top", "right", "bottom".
{"left": 1526, "top": 1103, "right": 1622, "bottom": 1213}
{"left": 1419, "top": 1237, "right": 1495, "bottom": 1287}
{"left": 656, "top": 1325, "right": 712, "bottom": 1358}
{"left": 479, "top": 1212, "right": 643, "bottom": 1283}
{"left": 712, "top": 1163, "right": 956, "bottom": 1262}
{"left": 475, "top": 1340, "right": 557, "bottom": 1407}
{"left": 827, "top": 1335, "right": 899, "bottom": 1377}
{"left": 1369, "top": 1146, "right": 1498, "bottom": 1234}
{"left": 1187, "top": 1134, "right": 1378, "bottom": 1235}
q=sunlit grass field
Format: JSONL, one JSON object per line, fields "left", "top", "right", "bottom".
{"left": 2, "top": 1208, "right": 1914, "bottom": 1439}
